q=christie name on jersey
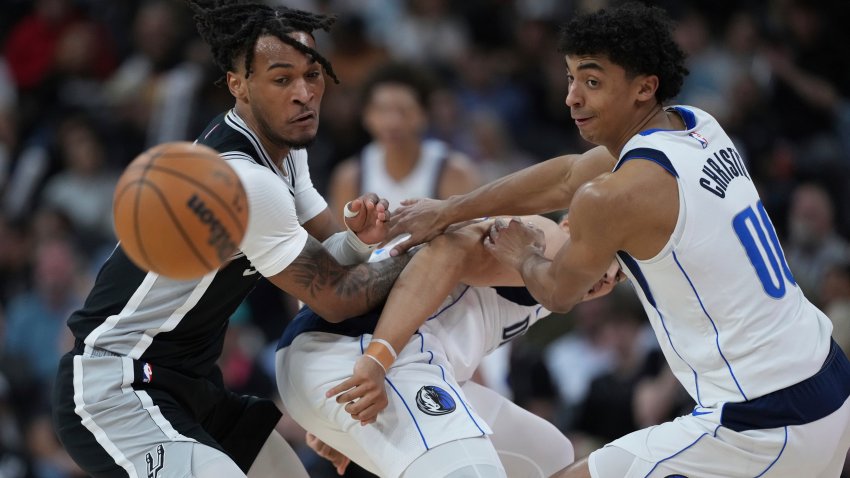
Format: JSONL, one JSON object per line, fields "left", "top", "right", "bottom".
{"left": 698, "top": 147, "right": 750, "bottom": 199}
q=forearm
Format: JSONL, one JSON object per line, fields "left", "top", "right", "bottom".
{"left": 519, "top": 253, "right": 583, "bottom": 314}
{"left": 321, "top": 230, "right": 374, "bottom": 265}
{"left": 371, "top": 237, "right": 467, "bottom": 354}
{"left": 443, "top": 156, "right": 577, "bottom": 224}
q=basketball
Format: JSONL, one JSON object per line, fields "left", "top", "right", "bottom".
{"left": 113, "top": 142, "right": 249, "bottom": 280}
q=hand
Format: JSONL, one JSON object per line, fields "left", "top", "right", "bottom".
{"left": 581, "top": 259, "right": 625, "bottom": 301}
{"left": 483, "top": 217, "right": 546, "bottom": 270}
{"left": 386, "top": 198, "right": 451, "bottom": 256}
{"left": 325, "top": 354, "right": 389, "bottom": 426}
{"left": 345, "top": 192, "right": 390, "bottom": 245}
{"left": 305, "top": 432, "right": 350, "bottom": 475}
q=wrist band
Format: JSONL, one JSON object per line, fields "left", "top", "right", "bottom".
{"left": 363, "top": 353, "right": 386, "bottom": 374}
{"left": 365, "top": 340, "right": 396, "bottom": 372}
{"left": 370, "top": 338, "right": 398, "bottom": 360}
{"left": 343, "top": 201, "right": 360, "bottom": 219}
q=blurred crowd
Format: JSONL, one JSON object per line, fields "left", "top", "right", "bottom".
{"left": 0, "top": 0, "right": 849, "bottom": 476}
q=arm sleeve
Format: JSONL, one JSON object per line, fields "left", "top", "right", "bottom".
{"left": 231, "top": 160, "right": 308, "bottom": 277}
{"left": 290, "top": 150, "right": 327, "bottom": 225}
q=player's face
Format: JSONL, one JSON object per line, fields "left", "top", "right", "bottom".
{"left": 245, "top": 33, "right": 325, "bottom": 149}
{"left": 363, "top": 83, "right": 427, "bottom": 147}
{"left": 563, "top": 54, "right": 646, "bottom": 148}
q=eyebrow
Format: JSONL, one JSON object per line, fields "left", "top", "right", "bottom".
{"left": 576, "top": 61, "right": 604, "bottom": 72}
{"left": 266, "top": 62, "right": 294, "bottom": 71}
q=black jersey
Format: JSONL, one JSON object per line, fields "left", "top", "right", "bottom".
{"left": 67, "top": 110, "right": 298, "bottom": 377}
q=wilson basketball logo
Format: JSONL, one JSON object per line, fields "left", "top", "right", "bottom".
{"left": 187, "top": 194, "right": 239, "bottom": 263}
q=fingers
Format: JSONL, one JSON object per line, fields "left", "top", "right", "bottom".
{"left": 326, "top": 378, "right": 356, "bottom": 399}
{"left": 389, "top": 237, "right": 413, "bottom": 257}
{"left": 336, "top": 457, "right": 350, "bottom": 475}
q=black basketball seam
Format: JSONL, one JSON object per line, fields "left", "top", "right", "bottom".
{"left": 142, "top": 163, "right": 247, "bottom": 237}
{"left": 140, "top": 178, "right": 215, "bottom": 272}
{"left": 133, "top": 150, "right": 165, "bottom": 268}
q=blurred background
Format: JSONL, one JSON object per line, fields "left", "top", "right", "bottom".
{"left": 0, "top": 0, "right": 849, "bottom": 476}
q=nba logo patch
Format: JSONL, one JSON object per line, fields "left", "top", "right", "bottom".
{"left": 415, "top": 386, "right": 456, "bottom": 416}
{"left": 689, "top": 131, "right": 708, "bottom": 149}
{"left": 143, "top": 363, "right": 153, "bottom": 383}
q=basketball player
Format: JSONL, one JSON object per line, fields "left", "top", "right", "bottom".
{"left": 52, "top": 3, "right": 411, "bottom": 477}
{"left": 328, "top": 61, "right": 479, "bottom": 224}
{"left": 276, "top": 215, "right": 621, "bottom": 478}
{"left": 388, "top": 4, "right": 850, "bottom": 477}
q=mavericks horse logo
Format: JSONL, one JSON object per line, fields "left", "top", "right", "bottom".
{"left": 415, "top": 386, "right": 456, "bottom": 416}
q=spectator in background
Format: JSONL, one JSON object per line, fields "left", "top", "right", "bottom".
{"left": 387, "top": 0, "right": 469, "bottom": 68}
{"left": 822, "top": 262, "right": 850, "bottom": 358}
{"left": 39, "top": 115, "right": 118, "bottom": 254}
{"left": 104, "top": 0, "right": 200, "bottom": 150}
{"left": 785, "top": 182, "right": 850, "bottom": 305}
{"left": 329, "top": 62, "right": 479, "bottom": 221}
{"left": 4, "top": 238, "right": 82, "bottom": 385}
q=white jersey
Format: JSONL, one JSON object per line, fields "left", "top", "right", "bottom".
{"left": 359, "top": 139, "right": 449, "bottom": 206}
{"left": 614, "top": 106, "right": 833, "bottom": 407}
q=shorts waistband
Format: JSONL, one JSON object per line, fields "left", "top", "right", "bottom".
{"left": 721, "top": 339, "right": 850, "bottom": 431}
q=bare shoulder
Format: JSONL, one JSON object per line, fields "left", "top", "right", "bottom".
{"left": 572, "top": 159, "right": 679, "bottom": 258}
{"left": 439, "top": 151, "right": 481, "bottom": 197}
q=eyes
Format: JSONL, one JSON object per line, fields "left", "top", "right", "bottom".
{"left": 273, "top": 69, "right": 322, "bottom": 85}
{"left": 566, "top": 75, "right": 600, "bottom": 89}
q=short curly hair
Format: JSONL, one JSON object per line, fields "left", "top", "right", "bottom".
{"left": 188, "top": 0, "right": 339, "bottom": 84}
{"left": 558, "top": 2, "right": 688, "bottom": 103}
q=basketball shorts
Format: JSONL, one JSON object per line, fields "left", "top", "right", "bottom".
{"left": 52, "top": 342, "right": 281, "bottom": 477}
{"left": 276, "top": 285, "right": 550, "bottom": 478}
{"left": 589, "top": 340, "right": 850, "bottom": 478}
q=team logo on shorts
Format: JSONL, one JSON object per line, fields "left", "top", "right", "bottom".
{"left": 142, "top": 363, "right": 153, "bottom": 383}
{"left": 145, "top": 444, "right": 164, "bottom": 477}
{"left": 415, "top": 386, "right": 456, "bottom": 416}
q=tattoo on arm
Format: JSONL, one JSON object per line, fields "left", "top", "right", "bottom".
{"left": 288, "top": 236, "right": 413, "bottom": 310}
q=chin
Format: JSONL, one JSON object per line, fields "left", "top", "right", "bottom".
{"left": 284, "top": 135, "right": 317, "bottom": 150}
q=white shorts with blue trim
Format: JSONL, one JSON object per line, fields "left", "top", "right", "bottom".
{"left": 275, "top": 285, "right": 548, "bottom": 478}
{"left": 589, "top": 342, "right": 850, "bottom": 478}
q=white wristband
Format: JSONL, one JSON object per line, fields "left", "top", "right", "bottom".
{"left": 363, "top": 353, "right": 387, "bottom": 374}
{"left": 370, "top": 338, "right": 398, "bottom": 360}
{"left": 343, "top": 201, "right": 360, "bottom": 219}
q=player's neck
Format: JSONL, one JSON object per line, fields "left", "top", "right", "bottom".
{"left": 234, "top": 105, "right": 291, "bottom": 168}
{"left": 609, "top": 103, "right": 680, "bottom": 157}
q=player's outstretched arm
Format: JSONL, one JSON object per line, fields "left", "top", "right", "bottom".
{"left": 327, "top": 216, "right": 567, "bottom": 424}
{"left": 387, "top": 146, "right": 616, "bottom": 255}
{"left": 268, "top": 237, "right": 411, "bottom": 323}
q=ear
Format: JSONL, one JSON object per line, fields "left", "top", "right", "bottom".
{"left": 636, "top": 74, "right": 659, "bottom": 102}
{"left": 226, "top": 71, "right": 247, "bottom": 102}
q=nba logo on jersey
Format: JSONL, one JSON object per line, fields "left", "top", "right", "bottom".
{"left": 689, "top": 131, "right": 709, "bottom": 149}
{"left": 143, "top": 363, "right": 154, "bottom": 383}
{"left": 415, "top": 386, "right": 456, "bottom": 416}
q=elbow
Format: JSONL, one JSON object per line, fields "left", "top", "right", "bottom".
{"left": 541, "top": 293, "right": 578, "bottom": 314}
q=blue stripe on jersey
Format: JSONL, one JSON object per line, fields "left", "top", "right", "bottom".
{"left": 617, "top": 252, "right": 656, "bottom": 307}
{"left": 673, "top": 251, "right": 748, "bottom": 401}
{"left": 670, "top": 106, "right": 697, "bottom": 129}
{"left": 658, "top": 309, "right": 703, "bottom": 407}
{"left": 613, "top": 148, "right": 678, "bottom": 178}
{"left": 426, "top": 286, "right": 471, "bottom": 321}
{"left": 643, "top": 425, "right": 721, "bottom": 478}
{"left": 721, "top": 340, "right": 850, "bottom": 431}
{"left": 360, "top": 335, "right": 430, "bottom": 450}
{"left": 753, "top": 427, "right": 787, "bottom": 478}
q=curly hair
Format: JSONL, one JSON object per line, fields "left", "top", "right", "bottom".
{"left": 558, "top": 2, "right": 688, "bottom": 102}
{"left": 187, "top": 0, "right": 339, "bottom": 84}
{"left": 360, "top": 62, "right": 437, "bottom": 109}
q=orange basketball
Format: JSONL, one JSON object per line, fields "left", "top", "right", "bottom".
{"left": 113, "top": 142, "right": 249, "bottom": 280}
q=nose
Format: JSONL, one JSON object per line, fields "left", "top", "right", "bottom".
{"left": 292, "top": 78, "right": 313, "bottom": 105}
{"left": 565, "top": 82, "right": 582, "bottom": 109}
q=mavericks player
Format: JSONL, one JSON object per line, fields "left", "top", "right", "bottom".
{"left": 389, "top": 4, "right": 850, "bottom": 478}
{"left": 276, "top": 216, "right": 620, "bottom": 477}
